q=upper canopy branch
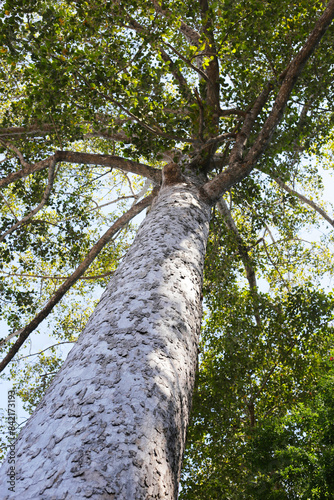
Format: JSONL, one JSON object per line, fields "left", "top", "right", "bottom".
{"left": 160, "top": 40, "right": 209, "bottom": 82}
{"left": 243, "top": 0, "right": 334, "bottom": 169}
{"left": 125, "top": 16, "right": 197, "bottom": 102}
{"left": 228, "top": 83, "right": 274, "bottom": 167}
{"left": 0, "top": 148, "right": 162, "bottom": 189}
{"left": 203, "top": 0, "right": 334, "bottom": 203}
{"left": 92, "top": 87, "right": 196, "bottom": 144}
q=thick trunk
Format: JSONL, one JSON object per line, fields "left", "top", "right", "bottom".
{"left": 0, "top": 175, "right": 211, "bottom": 499}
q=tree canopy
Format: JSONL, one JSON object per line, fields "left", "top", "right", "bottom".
{"left": 1, "top": 0, "right": 334, "bottom": 496}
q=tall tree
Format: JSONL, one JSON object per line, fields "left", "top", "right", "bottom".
{"left": 1, "top": 0, "right": 334, "bottom": 497}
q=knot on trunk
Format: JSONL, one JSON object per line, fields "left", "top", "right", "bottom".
{"left": 162, "top": 162, "right": 186, "bottom": 186}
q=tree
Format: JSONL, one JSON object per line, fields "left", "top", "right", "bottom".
{"left": 1, "top": 0, "right": 334, "bottom": 497}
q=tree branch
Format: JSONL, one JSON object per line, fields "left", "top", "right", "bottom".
{"left": 217, "top": 198, "right": 261, "bottom": 327}
{"left": 0, "top": 122, "right": 133, "bottom": 144}
{"left": 0, "top": 146, "right": 58, "bottom": 189}
{"left": 0, "top": 271, "right": 115, "bottom": 282}
{"left": 0, "top": 192, "right": 18, "bottom": 221}
{"left": 94, "top": 88, "right": 197, "bottom": 143}
{"left": 0, "top": 124, "right": 54, "bottom": 138}
{"left": 262, "top": 234, "right": 290, "bottom": 290}
{"left": 203, "top": 0, "right": 334, "bottom": 202}
{"left": 125, "top": 16, "right": 198, "bottom": 102}
{"left": 150, "top": 0, "right": 201, "bottom": 46}
{"left": 0, "top": 192, "right": 157, "bottom": 372}
{"left": 160, "top": 40, "right": 209, "bottom": 81}
{"left": 217, "top": 198, "right": 258, "bottom": 291}
{"left": 56, "top": 151, "right": 162, "bottom": 185}
{"left": 0, "top": 160, "right": 56, "bottom": 243}
{"left": 243, "top": 0, "right": 334, "bottom": 168}
{"left": 199, "top": 0, "right": 220, "bottom": 133}
{"left": 219, "top": 108, "right": 247, "bottom": 118}
{"left": 229, "top": 83, "right": 274, "bottom": 167}
{"left": 17, "top": 341, "right": 76, "bottom": 361}
{"left": 273, "top": 177, "right": 334, "bottom": 228}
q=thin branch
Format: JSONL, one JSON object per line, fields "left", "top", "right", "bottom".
{"left": 75, "top": 66, "right": 195, "bottom": 140}
{"left": 0, "top": 191, "right": 157, "bottom": 373}
{"left": 0, "top": 160, "right": 56, "bottom": 243}
{"left": 262, "top": 235, "right": 290, "bottom": 290}
{"left": 125, "top": 16, "right": 198, "bottom": 101}
{"left": 0, "top": 149, "right": 162, "bottom": 188}
{"left": 273, "top": 177, "right": 334, "bottom": 228}
{"left": 263, "top": 222, "right": 277, "bottom": 246}
{"left": 0, "top": 122, "right": 134, "bottom": 144}
{"left": 17, "top": 341, "right": 76, "bottom": 360}
{"left": 0, "top": 150, "right": 57, "bottom": 189}
{"left": 217, "top": 199, "right": 258, "bottom": 291}
{"left": 29, "top": 195, "right": 135, "bottom": 227}
{"left": 150, "top": 0, "right": 200, "bottom": 46}
{"left": 0, "top": 329, "right": 24, "bottom": 349}
{"left": 124, "top": 172, "right": 136, "bottom": 198}
{"left": 95, "top": 89, "right": 196, "bottom": 143}
{"left": 0, "top": 124, "right": 54, "bottom": 138}
{"left": 251, "top": 330, "right": 304, "bottom": 406}
{"left": 56, "top": 151, "right": 162, "bottom": 185}
{"left": 0, "top": 139, "right": 31, "bottom": 168}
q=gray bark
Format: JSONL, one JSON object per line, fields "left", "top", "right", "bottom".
{"left": 0, "top": 172, "right": 211, "bottom": 499}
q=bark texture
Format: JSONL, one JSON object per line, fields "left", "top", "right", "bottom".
{"left": 0, "top": 175, "right": 211, "bottom": 499}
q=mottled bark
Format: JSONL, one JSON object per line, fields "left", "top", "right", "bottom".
{"left": 0, "top": 169, "right": 211, "bottom": 499}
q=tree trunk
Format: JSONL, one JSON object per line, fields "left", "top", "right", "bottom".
{"left": 0, "top": 171, "right": 211, "bottom": 499}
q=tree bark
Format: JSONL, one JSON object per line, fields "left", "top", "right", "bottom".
{"left": 0, "top": 170, "right": 211, "bottom": 499}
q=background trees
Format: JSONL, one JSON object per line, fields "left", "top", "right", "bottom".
{"left": 1, "top": 0, "right": 334, "bottom": 496}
